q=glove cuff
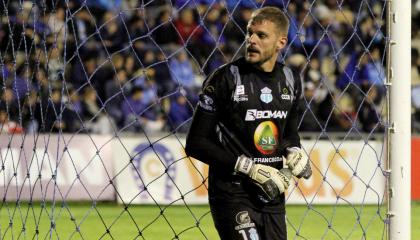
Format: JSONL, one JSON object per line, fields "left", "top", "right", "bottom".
{"left": 234, "top": 155, "right": 254, "bottom": 175}
{"left": 287, "top": 146, "right": 301, "bottom": 154}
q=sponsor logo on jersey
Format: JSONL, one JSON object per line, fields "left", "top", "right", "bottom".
{"left": 198, "top": 94, "right": 215, "bottom": 111}
{"left": 204, "top": 85, "right": 215, "bottom": 94}
{"left": 235, "top": 85, "right": 245, "bottom": 95}
{"left": 233, "top": 85, "right": 248, "bottom": 102}
{"left": 281, "top": 87, "right": 291, "bottom": 100}
{"left": 281, "top": 94, "right": 291, "bottom": 100}
{"left": 254, "top": 121, "right": 278, "bottom": 155}
{"left": 236, "top": 211, "right": 251, "bottom": 224}
{"left": 245, "top": 109, "right": 288, "bottom": 121}
{"left": 252, "top": 157, "right": 282, "bottom": 163}
{"left": 234, "top": 211, "right": 256, "bottom": 230}
{"left": 234, "top": 95, "right": 248, "bottom": 102}
{"left": 260, "top": 87, "right": 273, "bottom": 103}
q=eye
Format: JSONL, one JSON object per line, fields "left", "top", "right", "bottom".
{"left": 258, "top": 33, "right": 267, "bottom": 39}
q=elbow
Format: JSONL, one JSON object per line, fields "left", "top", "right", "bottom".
{"left": 185, "top": 135, "right": 197, "bottom": 158}
{"left": 185, "top": 142, "right": 193, "bottom": 157}
{"left": 185, "top": 135, "right": 208, "bottom": 164}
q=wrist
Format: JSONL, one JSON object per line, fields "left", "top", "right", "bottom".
{"left": 234, "top": 155, "right": 254, "bottom": 175}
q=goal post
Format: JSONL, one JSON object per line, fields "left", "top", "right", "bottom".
{"left": 389, "top": 0, "right": 411, "bottom": 239}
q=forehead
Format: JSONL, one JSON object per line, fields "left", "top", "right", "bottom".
{"left": 247, "top": 19, "right": 277, "bottom": 32}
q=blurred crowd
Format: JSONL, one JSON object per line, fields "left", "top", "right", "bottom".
{"left": 0, "top": 0, "right": 419, "bottom": 135}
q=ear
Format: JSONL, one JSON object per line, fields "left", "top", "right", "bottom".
{"left": 277, "top": 36, "right": 288, "bottom": 51}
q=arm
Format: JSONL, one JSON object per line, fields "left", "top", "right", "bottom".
{"left": 283, "top": 69, "right": 303, "bottom": 149}
{"left": 284, "top": 69, "right": 312, "bottom": 179}
{"left": 185, "top": 69, "right": 237, "bottom": 170}
{"left": 185, "top": 105, "right": 237, "bottom": 170}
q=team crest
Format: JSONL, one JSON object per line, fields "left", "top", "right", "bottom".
{"left": 260, "top": 87, "right": 273, "bottom": 103}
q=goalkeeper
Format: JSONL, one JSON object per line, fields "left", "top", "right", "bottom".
{"left": 185, "top": 6, "right": 311, "bottom": 240}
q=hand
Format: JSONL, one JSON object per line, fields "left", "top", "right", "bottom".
{"left": 285, "top": 147, "right": 312, "bottom": 179}
{"left": 234, "top": 155, "right": 292, "bottom": 202}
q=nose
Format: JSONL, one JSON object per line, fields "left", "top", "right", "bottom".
{"left": 247, "top": 33, "right": 257, "bottom": 44}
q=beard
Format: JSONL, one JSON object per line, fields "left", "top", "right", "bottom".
{"left": 245, "top": 46, "right": 277, "bottom": 66}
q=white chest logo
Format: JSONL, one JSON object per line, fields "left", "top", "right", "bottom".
{"left": 235, "top": 85, "right": 245, "bottom": 95}
{"left": 233, "top": 85, "right": 248, "bottom": 102}
{"left": 260, "top": 87, "right": 273, "bottom": 104}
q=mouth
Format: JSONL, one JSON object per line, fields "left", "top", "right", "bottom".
{"left": 247, "top": 47, "right": 259, "bottom": 54}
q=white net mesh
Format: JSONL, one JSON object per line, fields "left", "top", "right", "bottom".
{"left": 0, "top": 0, "right": 388, "bottom": 239}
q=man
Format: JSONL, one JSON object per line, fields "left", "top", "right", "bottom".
{"left": 185, "top": 7, "right": 312, "bottom": 240}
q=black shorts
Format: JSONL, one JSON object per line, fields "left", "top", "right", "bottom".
{"left": 210, "top": 200, "right": 287, "bottom": 240}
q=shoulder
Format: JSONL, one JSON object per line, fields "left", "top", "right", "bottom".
{"left": 209, "top": 57, "right": 246, "bottom": 77}
{"left": 278, "top": 63, "right": 303, "bottom": 98}
{"left": 202, "top": 58, "right": 246, "bottom": 92}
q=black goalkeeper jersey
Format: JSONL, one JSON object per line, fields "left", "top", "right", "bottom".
{"left": 186, "top": 57, "right": 302, "bottom": 213}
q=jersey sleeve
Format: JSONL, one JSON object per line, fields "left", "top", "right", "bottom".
{"left": 282, "top": 69, "right": 303, "bottom": 149}
{"left": 185, "top": 67, "right": 237, "bottom": 170}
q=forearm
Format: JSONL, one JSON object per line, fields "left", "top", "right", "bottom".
{"left": 185, "top": 108, "right": 237, "bottom": 170}
{"left": 283, "top": 108, "right": 301, "bottom": 149}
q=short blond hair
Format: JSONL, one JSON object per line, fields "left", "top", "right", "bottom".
{"left": 250, "top": 7, "right": 289, "bottom": 36}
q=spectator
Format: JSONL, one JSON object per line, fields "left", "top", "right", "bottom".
{"left": 175, "top": 8, "right": 202, "bottom": 45}
{"left": 135, "top": 75, "right": 158, "bottom": 106}
{"left": 41, "top": 88, "right": 79, "bottom": 132}
{"left": 153, "top": 52, "right": 177, "bottom": 96}
{"left": 99, "top": 11, "right": 127, "bottom": 53}
{"left": 169, "top": 50, "right": 197, "bottom": 94}
{"left": 121, "top": 86, "right": 165, "bottom": 133}
{"left": 48, "top": 7, "right": 66, "bottom": 43}
{"left": 358, "top": 85, "right": 383, "bottom": 133}
{"left": 125, "top": 54, "right": 139, "bottom": 78}
{"left": 129, "top": 10, "right": 152, "bottom": 56}
{"left": 0, "top": 109, "right": 23, "bottom": 134}
{"left": 364, "top": 45, "right": 386, "bottom": 97}
{"left": 174, "top": 8, "right": 204, "bottom": 63}
{"left": 21, "top": 90, "right": 40, "bottom": 133}
{"left": 67, "top": 88, "right": 83, "bottom": 115}
{"left": 105, "top": 69, "right": 132, "bottom": 127}
{"left": 48, "top": 47, "right": 64, "bottom": 82}
{"left": 168, "top": 91, "right": 192, "bottom": 132}
{"left": 69, "top": 56, "right": 110, "bottom": 100}
{"left": 298, "top": 82, "right": 321, "bottom": 132}
{"left": 80, "top": 87, "right": 114, "bottom": 134}
{"left": 0, "top": 2, "right": 398, "bottom": 134}
{"left": 111, "top": 54, "right": 125, "bottom": 71}
{"left": 34, "top": 68, "right": 51, "bottom": 104}
{"left": 412, "top": 48, "right": 420, "bottom": 87}
{"left": 318, "top": 90, "right": 354, "bottom": 132}
{"left": 201, "top": 7, "right": 225, "bottom": 54}
{"left": 152, "top": 8, "right": 178, "bottom": 48}
{"left": 0, "top": 88, "right": 19, "bottom": 122}
{"left": 337, "top": 51, "right": 370, "bottom": 91}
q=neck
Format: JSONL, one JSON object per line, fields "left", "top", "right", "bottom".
{"left": 254, "top": 54, "right": 278, "bottom": 72}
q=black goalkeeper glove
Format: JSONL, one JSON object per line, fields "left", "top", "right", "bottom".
{"left": 234, "top": 155, "right": 292, "bottom": 202}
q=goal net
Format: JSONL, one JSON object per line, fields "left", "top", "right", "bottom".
{"left": 0, "top": 0, "right": 389, "bottom": 239}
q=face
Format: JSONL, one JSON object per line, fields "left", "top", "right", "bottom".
{"left": 245, "top": 20, "right": 287, "bottom": 70}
